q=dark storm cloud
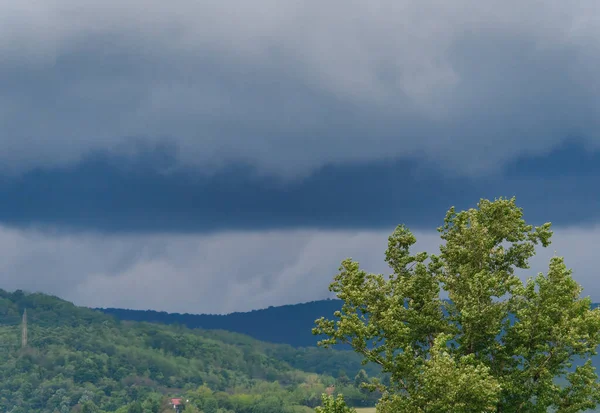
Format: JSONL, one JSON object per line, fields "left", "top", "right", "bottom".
{"left": 1, "top": 0, "right": 600, "bottom": 178}
{"left": 0, "top": 140, "right": 598, "bottom": 233}
{"left": 1, "top": 0, "right": 600, "bottom": 314}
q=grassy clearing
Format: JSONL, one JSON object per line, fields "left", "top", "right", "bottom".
{"left": 354, "top": 408, "right": 377, "bottom": 413}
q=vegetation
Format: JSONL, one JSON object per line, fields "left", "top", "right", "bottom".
{"left": 315, "top": 394, "right": 356, "bottom": 413}
{"left": 0, "top": 290, "right": 381, "bottom": 412}
{"left": 314, "top": 197, "right": 600, "bottom": 412}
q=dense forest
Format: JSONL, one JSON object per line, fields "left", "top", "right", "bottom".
{"left": 98, "top": 300, "right": 345, "bottom": 348}
{"left": 0, "top": 290, "right": 382, "bottom": 412}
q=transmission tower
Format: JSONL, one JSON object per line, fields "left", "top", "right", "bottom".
{"left": 21, "top": 309, "right": 27, "bottom": 348}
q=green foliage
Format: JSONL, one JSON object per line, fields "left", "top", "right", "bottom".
{"left": 314, "top": 197, "right": 600, "bottom": 412}
{"left": 0, "top": 290, "right": 382, "bottom": 412}
{"left": 315, "top": 394, "right": 356, "bottom": 413}
{"left": 196, "top": 328, "right": 382, "bottom": 378}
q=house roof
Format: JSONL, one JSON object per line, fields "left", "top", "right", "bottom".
{"left": 171, "top": 398, "right": 182, "bottom": 406}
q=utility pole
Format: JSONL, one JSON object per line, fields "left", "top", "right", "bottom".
{"left": 21, "top": 309, "right": 27, "bottom": 348}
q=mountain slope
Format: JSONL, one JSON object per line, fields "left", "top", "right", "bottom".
{"left": 0, "top": 290, "right": 380, "bottom": 413}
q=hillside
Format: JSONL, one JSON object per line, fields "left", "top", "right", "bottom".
{"left": 98, "top": 300, "right": 345, "bottom": 348}
{"left": 0, "top": 290, "right": 381, "bottom": 413}
{"left": 98, "top": 298, "right": 600, "bottom": 410}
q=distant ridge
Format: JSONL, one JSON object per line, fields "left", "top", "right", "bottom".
{"left": 98, "top": 299, "right": 345, "bottom": 348}
{"left": 98, "top": 300, "right": 600, "bottom": 348}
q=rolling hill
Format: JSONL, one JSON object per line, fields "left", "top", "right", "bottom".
{"left": 0, "top": 290, "right": 380, "bottom": 413}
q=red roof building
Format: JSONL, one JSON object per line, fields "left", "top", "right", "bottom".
{"left": 170, "top": 398, "right": 183, "bottom": 411}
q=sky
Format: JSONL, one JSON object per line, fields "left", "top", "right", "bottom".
{"left": 1, "top": 0, "right": 600, "bottom": 314}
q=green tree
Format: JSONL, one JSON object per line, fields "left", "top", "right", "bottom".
{"left": 183, "top": 405, "right": 201, "bottom": 413}
{"left": 80, "top": 400, "right": 100, "bottom": 413}
{"left": 315, "top": 394, "right": 356, "bottom": 413}
{"left": 353, "top": 370, "right": 368, "bottom": 389}
{"left": 335, "top": 371, "right": 351, "bottom": 387}
{"left": 127, "top": 401, "right": 143, "bottom": 413}
{"left": 141, "top": 393, "right": 162, "bottom": 413}
{"left": 202, "top": 398, "right": 219, "bottom": 413}
{"left": 313, "top": 197, "right": 600, "bottom": 412}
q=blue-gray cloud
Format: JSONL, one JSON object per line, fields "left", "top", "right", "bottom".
{"left": 2, "top": 0, "right": 600, "bottom": 313}
{"left": 0, "top": 223, "right": 598, "bottom": 314}
{"left": 1, "top": 0, "right": 600, "bottom": 179}
{"left": 0, "top": 140, "right": 598, "bottom": 233}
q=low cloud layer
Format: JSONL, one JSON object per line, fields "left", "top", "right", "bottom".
{"left": 0, "top": 141, "right": 599, "bottom": 233}
{"left": 0, "top": 223, "right": 597, "bottom": 314}
{"left": 1, "top": 0, "right": 600, "bottom": 177}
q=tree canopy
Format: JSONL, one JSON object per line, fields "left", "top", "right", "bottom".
{"left": 314, "top": 197, "right": 600, "bottom": 412}
{"left": 0, "top": 290, "right": 381, "bottom": 412}
{"left": 315, "top": 394, "right": 356, "bottom": 413}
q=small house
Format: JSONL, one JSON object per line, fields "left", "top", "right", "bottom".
{"left": 170, "top": 398, "right": 183, "bottom": 412}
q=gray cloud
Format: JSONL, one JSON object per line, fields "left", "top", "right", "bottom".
{"left": 0, "top": 223, "right": 597, "bottom": 314}
{"left": 1, "top": 0, "right": 600, "bottom": 177}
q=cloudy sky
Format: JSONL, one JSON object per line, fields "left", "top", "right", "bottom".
{"left": 1, "top": 0, "right": 599, "bottom": 314}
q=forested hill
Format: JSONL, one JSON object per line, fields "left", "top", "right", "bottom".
{"left": 0, "top": 290, "right": 381, "bottom": 412}
{"left": 98, "top": 300, "right": 344, "bottom": 348}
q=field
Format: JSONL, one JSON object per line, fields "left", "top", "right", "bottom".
{"left": 354, "top": 408, "right": 377, "bottom": 413}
